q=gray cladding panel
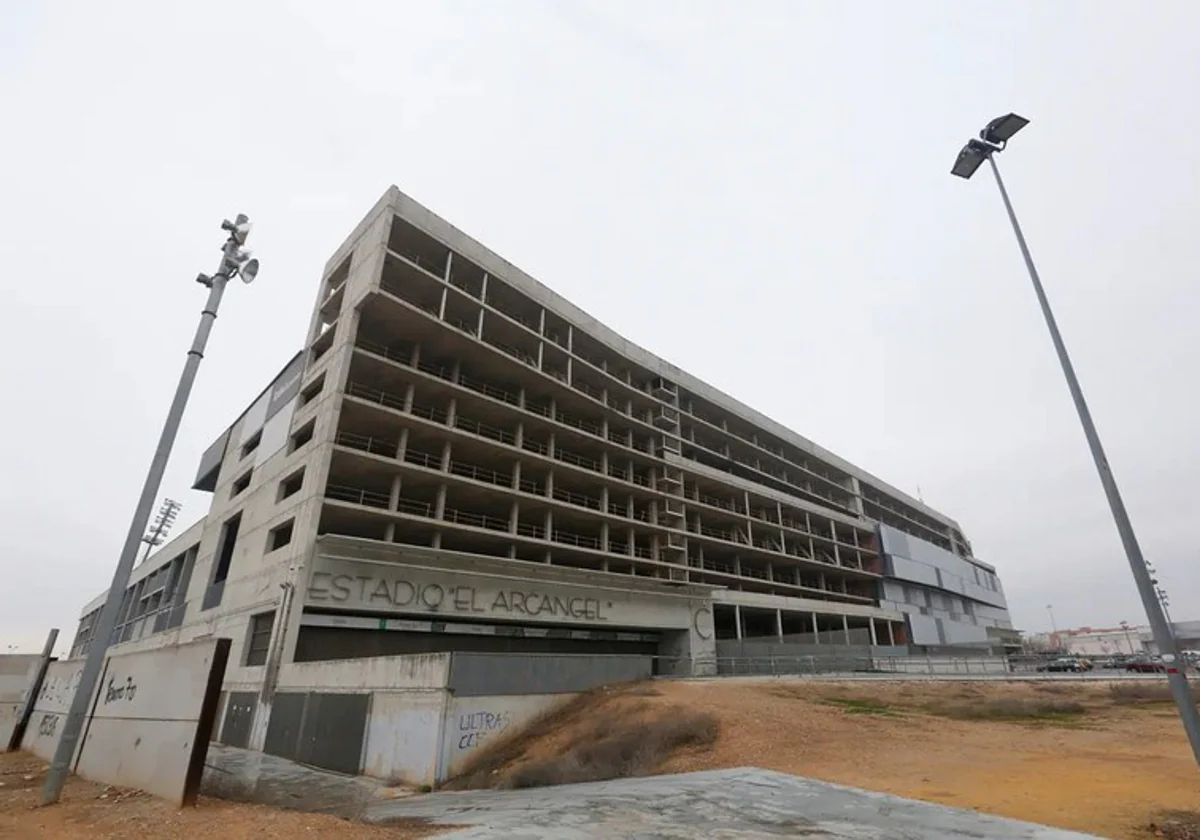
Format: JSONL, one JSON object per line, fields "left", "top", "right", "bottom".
{"left": 447, "top": 653, "right": 651, "bottom": 697}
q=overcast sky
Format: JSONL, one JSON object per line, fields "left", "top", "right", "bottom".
{"left": 2, "top": 1, "right": 1198, "bottom": 653}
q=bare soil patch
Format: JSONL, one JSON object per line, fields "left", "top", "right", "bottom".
{"left": 450, "top": 678, "right": 1200, "bottom": 840}
{"left": 0, "top": 751, "right": 448, "bottom": 840}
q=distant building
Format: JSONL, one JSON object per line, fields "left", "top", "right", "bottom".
{"left": 1050, "top": 626, "right": 1145, "bottom": 657}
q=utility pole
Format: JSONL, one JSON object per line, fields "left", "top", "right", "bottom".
{"left": 952, "top": 113, "right": 1200, "bottom": 771}
{"left": 41, "top": 215, "right": 259, "bottom": 805}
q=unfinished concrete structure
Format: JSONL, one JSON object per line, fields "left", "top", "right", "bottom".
{"left": 72, "top": 187, "right": 1016, "bottom": 701}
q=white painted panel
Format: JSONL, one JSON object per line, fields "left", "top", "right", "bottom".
{"left": 238, "top": 392, "right": 271, "bottom": 446}
{"left": 889, "top": 556, "right": 938, "bottom": 588}
{"left": 254, "top": 399, "right": 296, "bottom": 468}
{"left": 907, "top": 614, "right": 942, "bottom": 646}
{"left": 74, "top": 638, "right": 226, "bottom": 805}
{"left": 362, "top": 691, "right": 445, "bottom": 785}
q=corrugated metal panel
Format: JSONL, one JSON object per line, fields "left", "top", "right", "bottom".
{"left": 263, "top": 692, "right": 306, "bottom": 760}
{"left": 299, "top": 693, "right": 369, "bottom": 775}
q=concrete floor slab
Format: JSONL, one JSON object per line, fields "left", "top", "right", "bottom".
{"left": 367, "top": 768, "right": 1099, "bottom": 839}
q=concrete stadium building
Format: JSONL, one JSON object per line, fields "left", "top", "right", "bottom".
{"left": 72, "top": 187, "right": 1017, "bottom": 690}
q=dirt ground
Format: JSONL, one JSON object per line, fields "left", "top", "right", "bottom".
{"left": 456, "top": 679, "right": 1200, "bottom": 840}
{"left": 0, "top": 752, "right": 447, "bottom": 840}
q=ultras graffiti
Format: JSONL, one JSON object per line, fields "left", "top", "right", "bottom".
{"left": 456, "top": 709, "right": 511, "bottom": 750}
{"left": 36, "top": 669, "right": 81, "bottom": 707}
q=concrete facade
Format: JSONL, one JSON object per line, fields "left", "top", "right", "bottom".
{"left": 70, "top": 186, "right": 1015, "bottom": 768}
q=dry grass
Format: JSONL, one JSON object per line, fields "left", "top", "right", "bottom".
{"left": 1109, "top": 682, "right": 1200, "bottom": 706}
{"left": 444, "top": 682, "right": 717, "bottom": 791}
{"left": 1146, "top": 811, "right": 1200, "bottom": 840}
{"left": 931, "top": 697, "right": 1087, "bottom": 722}
{"left": 503, "top": 709, "right": 719, "bottom": 789}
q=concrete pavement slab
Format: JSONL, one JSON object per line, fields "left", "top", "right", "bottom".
{"left": 367, "top": 767, "right": 1099, "bottom": 839}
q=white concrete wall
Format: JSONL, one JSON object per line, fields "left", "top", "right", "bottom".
{"left": 21, "top": 659, "right": 85, "bottom": 763}
{"left": 363, "top": 690, "right": 447, "bottom": 785}
{"left": 74, "top": 638, "right": 227, "bottom": 805}
{"left": 0, "top": 655, "right": 42, "bottom": 750}
{"left": 276, "top": 652, "right": 451, "bottom": 692}
{"left": 440, "top": 693, "right": 572, "bottom": 779}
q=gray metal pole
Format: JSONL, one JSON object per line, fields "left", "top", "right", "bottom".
{"left": 986, "top": 154, "right": 1200, "bottom": 767}
{"left": 41, "top": 251, "right": 235, "bottom": 804}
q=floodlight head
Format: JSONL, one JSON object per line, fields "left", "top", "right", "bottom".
{"left": 950, "top": 138, "right": 991, "bottom": 180}
{"left": 240, "top": 257, "right": 259, "bottom": 284}
{"left": 221, "top": 213, "right": 253, "bottom": 245}
{"left": 981, "top": 113, "right": 1028, "bottom": 146}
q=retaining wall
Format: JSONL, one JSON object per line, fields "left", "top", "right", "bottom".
{"left": 20, "top": 639, "right": 229, "bottom": 805}
{"left": 0, "top": 655, "right": 43, "bottom": 750}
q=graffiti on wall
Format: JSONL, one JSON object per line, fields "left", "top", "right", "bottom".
{"left": 455, "top": 709, "right": 511, "bottom": 751}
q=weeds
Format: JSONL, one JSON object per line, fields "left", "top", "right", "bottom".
{"left": 1108, "top": 682, "right": 1196, "bottom": 706}
{"left": 820, "top": 697, "right": 899, "bottom": 716}
{"left": 933, "top": 697, "right": 1087, "bottom": 722}
{"left": 503, "top": 710, "right": 719, "bottom": 789}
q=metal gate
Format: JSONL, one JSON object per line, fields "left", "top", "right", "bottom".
{"left": 219, "top": 691, "right": 258, "bottom": 749}
{"left": 263, "top": 692, "right": 369, "bottom": 776}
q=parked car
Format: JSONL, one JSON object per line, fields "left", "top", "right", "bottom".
{"left": 1124, "top": 658, "right": 1167, "bottom": 673}
{"left": 1037, "top": 658, "right": 1089, "bottom": 673}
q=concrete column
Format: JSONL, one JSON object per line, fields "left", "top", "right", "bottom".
{"left": 514, "top": 421, "right": 524, "bottom": 449}
{"left": 440, "top": 441, "right": 452, "bottom": 471}
{"left": 627, "top": 527, "right": 635, "bottom": 555}
{"left": 451, "top": 360, "right": 461, "bottom": 383}
{"left": 397, "top": 428, "right": 409, "bottom": 461}
{"left": 600, "top": 486, "right": 609, "bottom": 513}
{"left": 509, "top": 501, "right": 519, "bottom": 534}
{"left": 734, "top": 605, "right": 743, "bottom": 640}
{"left": 388, "top": 475, "right": 402, "bottom": 510}
{"left": 812, "top": 612, "right": 820, "bottom": 644}
{"left": 842, "top": 614, "right": 851, "bottom": 646}
{"left": 477, "top": 305, "right": 485, "bottom": 336}
{"left": 567, "top": 325, "right": 574, "bottom": 352}
{"left": 831, "top": 522, "right": 841, "bottom": 566}
{"left": 548, "top": 432, "right": 556, "bottom": 458}
{"left": 512, "top": 461, "right": 522, "bottom": 491}
{"left": 446, "top": 397, "right": 457, "bottom": 427}
{"left": 411, "top": 343, "right": 421, "bottom": 369}
{"left": 538, "top": 308, "right": 546, "bottom": 336}
{"left": 431, "top": 531, "right": 442, "bottom": 549}
{"left": 438, "top": 286, "right": 447, "bottom": 320}
{"left": 600, "top": 521, "right": 609, "bottom": 551}
{"left": 544, "top": 509, "right": 554, "bottom": 540}
{"left": 869, "top": 618, "right": 878, "bottom": 646}
{"left": 518, "top": 387, "right": 526, "bottom": 409}
{"left": 887, "top": 622, "right": 896, "bottom": 646}
{"left": 435, "top": 485, "right": 447, "bottom": 519}
{"left": 537, "top": 341, "right": 544, "bottom": 370}
{"left": 546, "top": 470, "right": 554, "bottom": 497}
{"left": 403, "top": 383, "right": 415, "bottom": 413}
{"left": 775, "top": 609, "right": 784, "bottom": 640}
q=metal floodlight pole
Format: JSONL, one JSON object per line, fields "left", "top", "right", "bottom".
{"left": 952, "top": 115, "right": 1200, "bottom": 770}
{"left": 42, "top": 215, "right": 258, "bottom": 805}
